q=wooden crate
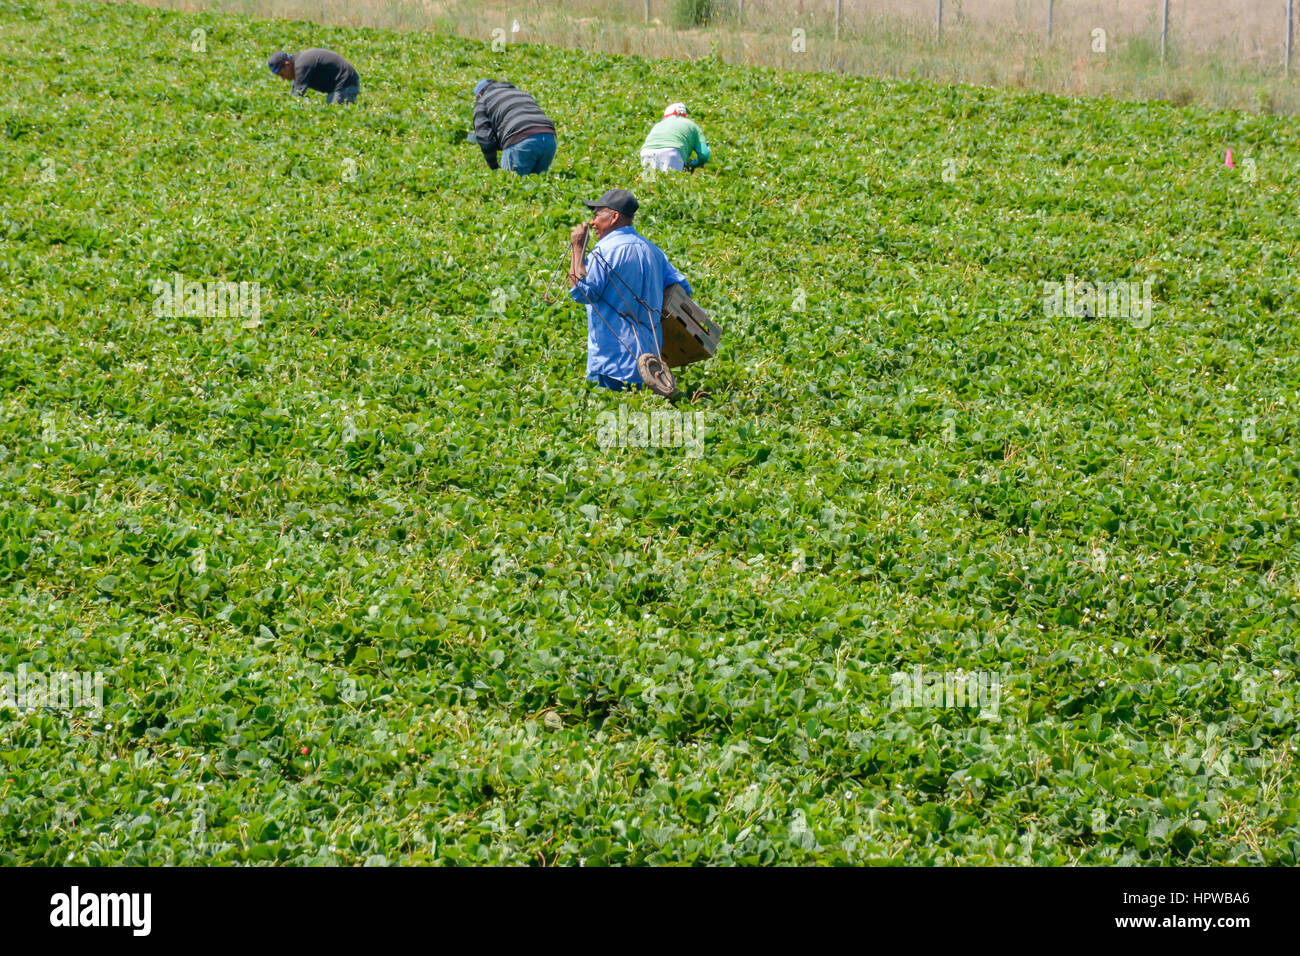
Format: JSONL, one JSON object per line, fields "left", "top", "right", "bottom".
{"left": 660, "top": 284, "right": 723, "bottom": 369}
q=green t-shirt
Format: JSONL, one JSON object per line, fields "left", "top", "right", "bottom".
{"left": 640, "top": 116, "right": 710, "bottom": 167}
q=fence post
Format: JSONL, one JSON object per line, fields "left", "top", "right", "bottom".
{"left": 1160, "top": 0, "right": 1170, "bottom": 64}
{"left": 738, "top": 0, "right": 743, "bottom": 27}
{"left": 835, "top": 0, "right": 842, "bottom": 41}
{"left": 644, "top": 0, "right": 649, "bottom": 25}
{"left": 1047, "top": 0, "right": 1054, "bottom": 44}
{"left": 936, "top": 0, "right": 943, "bottom": 41}
{"left": 1288, "top": 0, "right": 1294, "bottom": 78}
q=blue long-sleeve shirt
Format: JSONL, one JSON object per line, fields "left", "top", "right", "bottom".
{"left": 569, "top": 226, "right": 692, "bottom": 384}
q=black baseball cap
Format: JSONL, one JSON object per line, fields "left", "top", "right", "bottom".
{"left": 268, "top": 51, "right": 291, "bottom": 74}
{"left": 582, "top": 189, "right": 638, "bottom": 218}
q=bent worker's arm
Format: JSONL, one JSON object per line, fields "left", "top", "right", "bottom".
{"left": 474, "top": 103, "right": 501, "bottom": 170}
{"left": 689, "top": 125, "right": 710, "bottom": 169}
{"left": 567, "top": 224, "right": 588, "bottom": 288}
{"left": 569, "top": 227, "right": 610, "bottom": 303}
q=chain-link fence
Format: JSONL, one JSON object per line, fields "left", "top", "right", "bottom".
{"left": 144, "top": 0, "right": 1300, "bottom": 112}
{"left": 559, "top": 0, "right": 1294, "bottom": 73}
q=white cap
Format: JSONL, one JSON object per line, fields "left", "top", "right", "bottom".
{"left": 663, "top": 103, "right": 688, "bottom": 118}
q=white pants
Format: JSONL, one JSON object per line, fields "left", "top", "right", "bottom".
{"left": 640, "top": 147, "right": 685, "bottom": 172}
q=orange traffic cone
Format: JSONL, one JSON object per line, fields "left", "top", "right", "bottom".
{"left": 1225, "top": 148, "right": 1235, "bottom": 169}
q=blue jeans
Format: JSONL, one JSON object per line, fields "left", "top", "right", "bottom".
{"left": 328, "top": 83, "right": 359, "bottom": 104}
{"left": 502, "top": 132, "right": 556, "bottom": 175}
{"left": 588, "top": 373, "right": 642, "bottom": 392}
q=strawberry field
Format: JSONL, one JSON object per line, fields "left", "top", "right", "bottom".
{"left": 1, "top": 0, "right": 1298, "bottom": 864}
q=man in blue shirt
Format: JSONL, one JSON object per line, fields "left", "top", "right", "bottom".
{"left": 567, "top": 189, "right": 692, "bottom": 390}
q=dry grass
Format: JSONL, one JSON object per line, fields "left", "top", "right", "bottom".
{"left": 129, "top": 0, "right": 1300, "bottom": 113}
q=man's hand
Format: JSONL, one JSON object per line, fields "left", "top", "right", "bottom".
{"left": 570, "top": 222, "right": 590, "bottom": 247}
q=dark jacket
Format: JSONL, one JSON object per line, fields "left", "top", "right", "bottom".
{"left": 473, "top": 81, "right": 555, "bottom": 170}
{"left": 292, "top": 49, "right": 360, "bottom": 96}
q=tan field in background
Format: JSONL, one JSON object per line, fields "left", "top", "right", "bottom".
{"left": 132, "top": 0, "right": 1300, "bottom": 112}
